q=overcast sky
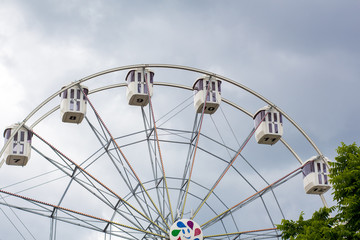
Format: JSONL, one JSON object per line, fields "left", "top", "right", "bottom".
{"left": 0, "top": 0, "right": 359, "bottom": 239}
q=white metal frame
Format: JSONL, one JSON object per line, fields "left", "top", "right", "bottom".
{"left": 0, "top": 64, "right": 330, "bottom": 239}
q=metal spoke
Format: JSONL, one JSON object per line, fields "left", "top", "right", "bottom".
{"left": 0, "top": 189, "right": 167, "bottom": 239}
{"left": 81, "top": 87, "right": 171, "bottom": 230}
{"left": 192, "top": 111, "right": 269, "bottom": 219}
{"left": 201, "top": 166, "right": 303, "bottom": 230}
{"left": 143, "top": 69, "right": 174, "bottom": 224}
{"left": 85, "top": 117, "right": 156, "bottom": 223}
{"left": 30, "top": 130, "right": 167, "bottom": 235}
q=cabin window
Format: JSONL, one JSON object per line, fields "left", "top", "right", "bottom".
{"left": 144, "top": 82, "right": 148, "bottom": 94}
{"left": 127, "top": 71, "right": 135, "bottom": 83}
{"left": 13, "top": 143, "right": 17, "bottom": 154}
{"left": 70, "top": 100, "right": 74, "bottom": 111}
{"left": 27, "top": 131, "right": 32, "bottom": 143}
{"left": 317, "top": 163, "right": 322, "bottom": 184}
{"left": 193, "top": 81, "right": 198, "bottom": 92}
{"left": 218, "top": 81, "right": 221, "bottom": 94}
{"left": 12, "top": 132, "right": 18, "bottom": 154}
{"left": 77, "top": 89, "right": 81, "bottom": 100}
{"left": 76, "top": 101, "right": 80, "bottom": 111}
{"left": 205, "top": 81, "right": 210, "bottom": 91}
{"left": 274, "top": 113, "right": 278, "bottom": 133}
{"left": 4, "top": 129, "right": 11, "bottom": 141}
{"left": 323, "top": 163, "right": 328, "bottom": 184}
{"left": 149, "top": 72, "right": 154, "bottom": 84}
{"left": 254, "top": 111, "right": 265, "bottom": 127}
{"left": 138, "top": 83, "right": 141, "bottom": 93}
{"left": 70, "top": 89, "right": 74, "bottom": 99}
{"left": 145, "top": 72, "right": 154, "bottom": 84}
{"left": 318, "top": 174, "right": 322, "bottom": 184}
{"left": 83, "top": 88, "right": 88, "bottom": 100}
{"left": 144, "top": 73, "right": 148, "bottom": 84}
{"left": 19, "top": 143, "right": 24, "bottom": 154}
{"left": 193, "top": 84, "right": 199, "bottom": 93}
{"left": 279, "top": 113, "right": 283, "bottom": 124}
{"left": 199, "top": 79, "right": 203, "bottom": 90}
{"left": 62, "top": 90, "right": 68, "bottom": 99}
{"left": 210, "top": 82, "right": 216, "bottom": 102}
{"left": 254, "top": 114, "right": 260, "bottom": 127}
{"left": 212, "top": 81, "right": 216, "bottom": 91}
{"left": 130, "top": 71, "right": 135, "bottom": 82}
{"left": 194, "top": 79, "right": 204, "bottom": 91}
{"left": 268, "top": 123, "right": 273, "bottom": 133}
{"left": 302, "top": 161, "right": 314, "bottom": 177}
{"left": 261, "top": 111, "right": 266, "bottom": 120}
{"left": 268, "top": 113, "right": 272, "bottom": 122}
{"left": 138, "top": 72, "right": 142, "bottom": 83}
{"left": 20, "top": 131, "right": 25, "bottom": 141}
{"left": 317, "top": 163, "right": 321, "bottom": 173}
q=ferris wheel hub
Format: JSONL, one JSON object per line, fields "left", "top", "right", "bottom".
{"left": 169, "top": 219, "right": 203, "bottom": 240}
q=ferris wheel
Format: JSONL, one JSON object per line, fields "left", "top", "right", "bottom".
{"left": 0, "top": 64, "right": 331, "bottom": 240}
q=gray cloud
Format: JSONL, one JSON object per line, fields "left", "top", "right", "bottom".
{"left": 0, "top": 0, "right": 358, "bottom": 239}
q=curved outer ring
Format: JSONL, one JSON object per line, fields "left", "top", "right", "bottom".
{"left": 0, "top": 64, "right": 328, "bottom": 205}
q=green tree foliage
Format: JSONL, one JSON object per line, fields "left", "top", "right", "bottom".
{"left": 277, "top": 142, "right": 360, "bottom": 239}
{"left": 331, "top": 142, "right": 360, "bottom": 232}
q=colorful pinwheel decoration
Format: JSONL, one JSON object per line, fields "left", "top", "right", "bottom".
{"left": 169, "top": 219, "right": 203, "bottom": 240}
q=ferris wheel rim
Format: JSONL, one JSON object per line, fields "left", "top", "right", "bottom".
{"left": 18, "top": 80, "right": 303, "bottom": 167}
{"left": 0, "top": 64, "right": 329, "bottom": 239}
{"left": 1, "top": 64, "right": 321, "bottom": 165}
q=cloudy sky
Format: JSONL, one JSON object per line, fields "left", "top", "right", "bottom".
{"left": 0, "top": 0, "right": 359, "bottom": 239}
